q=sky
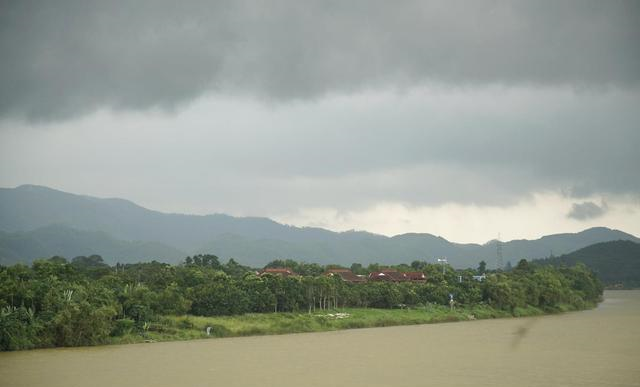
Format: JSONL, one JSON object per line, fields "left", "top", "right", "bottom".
{"left": 1, "top": 0, "right": 639, "bottom": 243}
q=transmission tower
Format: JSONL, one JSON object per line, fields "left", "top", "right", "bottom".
{"left": 496, "top": 233, "right": 503, "bottom": 271}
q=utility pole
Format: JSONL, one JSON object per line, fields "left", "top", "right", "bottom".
{"left": 496, "top": 233, "right": 503, "bottom": 271}
{"left": 437, "top": 258, "right": 448, "bottom": 276}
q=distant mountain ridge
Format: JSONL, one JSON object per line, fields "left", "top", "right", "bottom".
{"left": 1, "top": 184, "right": 638, "bottom": 267}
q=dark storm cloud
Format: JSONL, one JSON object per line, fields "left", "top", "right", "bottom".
{"left": 1, "top": 0, "right": 638, "bottom": 120}
{"left": 186, "top": 89, "right": 640, "bottom": 202}
{"left": 567, "top": 201, "right": 608, "bottom": 220}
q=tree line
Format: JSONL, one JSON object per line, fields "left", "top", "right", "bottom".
{"left": 0, "top": 254, "right": 602, "bottom": 350}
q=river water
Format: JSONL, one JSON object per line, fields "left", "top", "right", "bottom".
{"left": 1, "top": 290, "right": 639, "bottom": 387}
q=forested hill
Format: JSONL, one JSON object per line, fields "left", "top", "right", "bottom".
{"left": 1, "top": 185, "right": 638, "bottom": 268}
{"left": 534, "top": 240, "right": 640, "bottom": 288}
{"left": 0, "top": 225, "right": 186, "bottom": 266}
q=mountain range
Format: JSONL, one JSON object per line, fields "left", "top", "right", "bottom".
{"left": 1, "top": 184, "right": 638, "bottom": 268}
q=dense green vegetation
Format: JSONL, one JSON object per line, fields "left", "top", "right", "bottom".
{"left": 535, "top": 240, "right": 640, "bottom": 288}
{"left": 0, "top": 254, "right": 602, "bottom": 351}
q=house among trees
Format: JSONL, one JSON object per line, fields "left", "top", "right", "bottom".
{"left": 368, "top": 269, "right": 427, "bottom": 283}
{"left": 403, "top": 271, "right": 427, "bottom": 283}
{"left": 259, "top": 268, "right": 298, "bottom": 277}
{"left": 368, "top": 268, "right": 407, "bottom": 282}
{"left": 324, "top": 268, "right": 367, "bottom": 283}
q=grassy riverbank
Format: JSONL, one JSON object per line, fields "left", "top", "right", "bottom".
{"left": 110, "top": 302, "right": 594, "bottom": 345}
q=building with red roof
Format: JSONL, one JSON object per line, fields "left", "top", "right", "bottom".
{"left": 404, "top": 271, "right": 427, "bottom": 283}
{"left": 324, "top": 268, "right": 367, "bottom": 283}
{"left": 368, "top": 268, "right": 408, "bottom": 282}
{"left": 368, "top": 269, "right": 427, "bottom": 283}
{"left": 259, "top": 268, "right": 298, "bottom": 277}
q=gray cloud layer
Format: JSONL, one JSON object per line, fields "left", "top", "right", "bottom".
{"left": 1, "top": 87, "right": 638, "bottom": 213}
{"left": 1, "top": 0, "right": 639, "bottom": 120}
{"left": 1, "top": 0, "right": 639, "bottom": 224}
{"left": 567, "top": 201, "right": 609, "bottom": 220}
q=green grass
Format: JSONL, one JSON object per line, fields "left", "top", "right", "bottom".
{"left": 108, "top": 303, "right": 551, "bottom": 345}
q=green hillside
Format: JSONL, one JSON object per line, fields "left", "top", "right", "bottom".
{"left": 535, "top": 240, "right": 640, "bottom": 288}
{"left": 0, "top": 225, "right": 185, "bottom": 266}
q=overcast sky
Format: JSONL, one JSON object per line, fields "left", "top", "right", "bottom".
{"left": 1, "top": 0, "right": 639, "bottom": 243}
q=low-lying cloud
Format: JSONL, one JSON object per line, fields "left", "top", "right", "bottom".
{"left": 567, "top": 201, "right": 609, "bottom": 221}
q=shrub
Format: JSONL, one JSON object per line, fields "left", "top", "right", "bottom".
{"left": 111, "top": 319, "right": 136, "bottom": 336}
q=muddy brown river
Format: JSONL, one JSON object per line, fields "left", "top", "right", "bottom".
{"left": 1, "top": 290, "right": 639, "bottom": 387}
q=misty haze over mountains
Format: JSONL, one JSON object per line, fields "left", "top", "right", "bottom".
{"left": 1, "top": 185, "right": 638, "bottom": 268}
